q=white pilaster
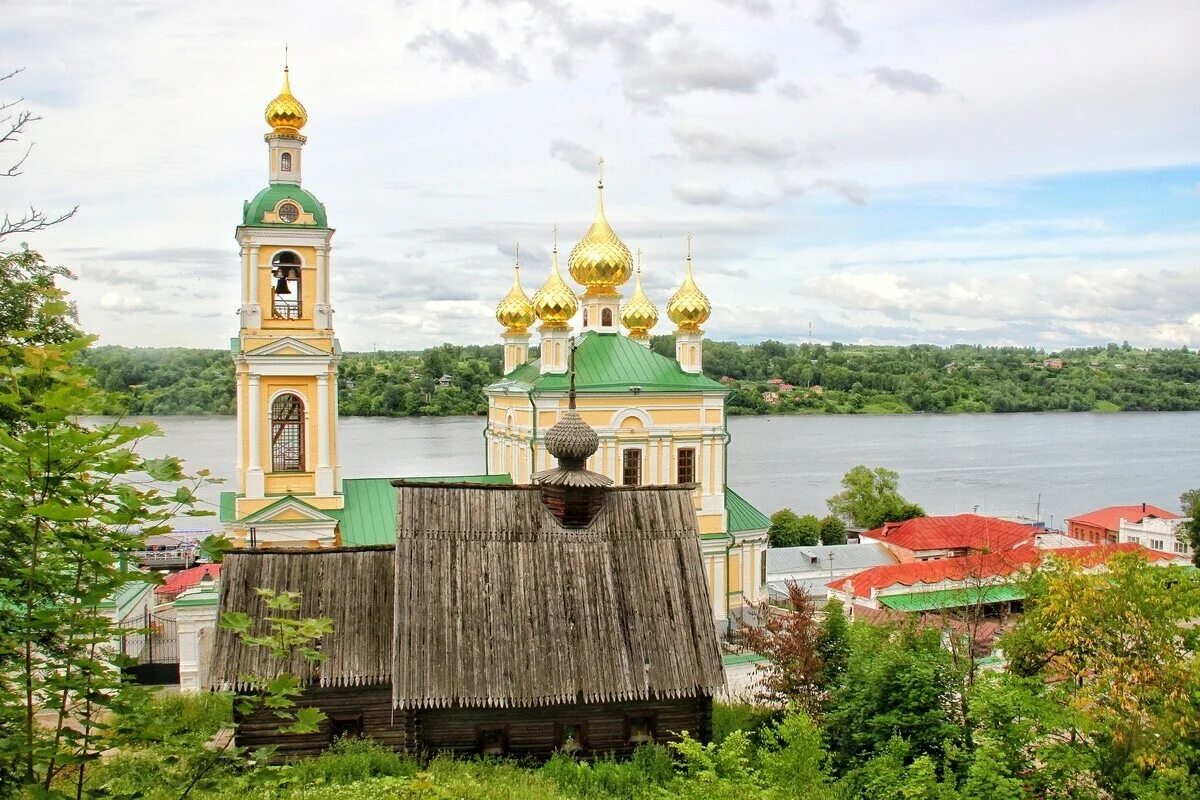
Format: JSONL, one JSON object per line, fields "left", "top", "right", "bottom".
{"left": 175, "top": 580, "right": 220, "bottom": 692}
{"left": 246, "top": 374, "right": 264, "bottom": 498}
{"left": 315, "top": 372, "right": 333, "bottom": 495}
{"left": 314, "top": 247, "right": 331, "bottom": 329}
{"left": 247, "top": 245, "right": 262, "bottom": 328}
{"left": 234, "top": 374, "right": 245, "bottom": 493}
{"left": 580, "top": 294, "right": 620, "bottom": 333}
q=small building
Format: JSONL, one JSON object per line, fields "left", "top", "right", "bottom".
{"left": 1043, "top": 358, "right": 1064, "bottom": 369}
{"left": 435, "top": 374, "right": 453, "bottom": 389}
{"left": 210, "top": 392, "right": 723, "bottom": 759}
{"left": 828, "top": 542, "right": 1182, "bottom": 617}
{"left": 763, "top": 542, "right": 897, "bottom": 603}
{"left": 1119, "top": 514, "right": 1192, "bottom": 558}
{"left": 761, "top": 391, "right": 779, "bottom": 405}
{"left": 860, "top": 514, "right": 1038, "bottom": 562}
{"left": 1066, "top": 503, "right": 1179, "bottom": 545}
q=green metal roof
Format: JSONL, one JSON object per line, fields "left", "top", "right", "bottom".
{"left": 242, "top": 183, "right": 328, "bottom": 228}
{"left": 339, "top": 475, "right": 513, "bottom": 547}
{"left": 878, "top": 584, "right": 1026, "bottom": 613}
{"left": 488, "top": 331, "right": 726, "bottom": 394}
{"left": 219, "top": 491, "right": 236, "bottom": 523}
{"left": 726, "top": 487, "right": 770, "bottom": 533}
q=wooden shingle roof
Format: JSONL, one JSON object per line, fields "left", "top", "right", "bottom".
{"left": 209, "top": 483, "right": 725, "bottom": 707}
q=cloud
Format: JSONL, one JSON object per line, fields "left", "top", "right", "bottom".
{"left": 869, "top": 66, "right": 945, "bottom": 95}
{"left": 549, "top": 139, "right": 600, "bottom": 174}
{"left": 813, "top": 0, "right": 861, "bottom": 50}
{"left": 717, "top": 0, "right": 774, "bottom": 18}
{"left": 813, "top": 178, "right": 871, "bottom": 205}
{"left": 86, "top": 267, "right": 161, "bottom": 290}
{"left": 533, "top": 4, "right": 679, "bottom": 78}
{"left": 776, "top": 81, "right": 808, "bottom": 100}
{"left": 673, "top": 183, "right": 732, "bottom": 206}
{"left": 671, "top": 122, "right": 796, "bottom": 164}
{"left": 407, "top": 29, "right": 528, "bottom": 82}
{"left": 620, "top": 40, "right": 777, "bottom": 108}
{"left": 98, "top": 291, "right": 164, "bottom": 314}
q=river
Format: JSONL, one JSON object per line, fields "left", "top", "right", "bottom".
{"left": 119, "top": 412, "right": 1200, "bottom": 532}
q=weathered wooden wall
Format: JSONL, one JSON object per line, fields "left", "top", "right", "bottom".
{"left": 236, "top": 688, "right": 712, "bottom": 761}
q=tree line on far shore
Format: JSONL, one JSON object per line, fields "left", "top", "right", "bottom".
{"left": 80, "top": 335, "right": 1200, "bottom": 418}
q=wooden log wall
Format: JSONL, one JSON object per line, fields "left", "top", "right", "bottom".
{"left": 236, "top": 688, "right": 711, "bottom": 761}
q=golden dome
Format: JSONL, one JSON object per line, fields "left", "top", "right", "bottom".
{"left": 567, "top": 178, "right": 633, "bottom": 297}
{"left": 532, "top": 236, "right": 579, "bottom": 329}
{"left": 265, "top": 68, "right": 308, "bottom": 137}
{"left": 666, "top": 237, "right": 712, "bottom": 332}
{"left": 496, "top": 252, "right": 536, "bottom": 334}
{"left": 620, "top": 250, "right": 658, "bottom": 337}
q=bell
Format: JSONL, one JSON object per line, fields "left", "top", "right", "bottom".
{"left": 275, "top": 275, "right": 291, "bottom": 295}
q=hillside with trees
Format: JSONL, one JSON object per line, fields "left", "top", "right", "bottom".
{"left": 79, "top": 336, "right": 1200, "bottom": 417}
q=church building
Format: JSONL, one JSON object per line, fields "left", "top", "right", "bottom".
{"left": 484, "top": 177, "right": 770, "bottom": 627}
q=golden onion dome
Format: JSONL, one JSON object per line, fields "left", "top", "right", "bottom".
{"left": 265, "top": 68, "right": 308, "bottom": 136}
{"left": 532, "top": 235, "right": 579, "bottom": 329}
{"left": 666, "top": 237, "right": 712, "bottom": 332}
{"left": 620, "top": 250, "right": 658, "bottom": 337}
{"left": 568, "top": 177, "right": 633, "bottom": 296}
{"left": 496, "top": 251, "right": 536, "bottom": 334}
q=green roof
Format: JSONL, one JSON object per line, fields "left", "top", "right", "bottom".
{"left": 726, "top": 487, "right": 770, "bottom": 533}
{"left": 242, "top": 183, "right": 328, "bottom": 228}
{"left": 219, "top": 491, "right": 235, "bottom": 523}
{"left": 488, "top": 332, "right": 726, "bottom": 394}
{"left": 878, "top": 584, "right": 1026, "bottom": 613}
{"left": 340, "top": 475, "right": 513, "bottom": 547}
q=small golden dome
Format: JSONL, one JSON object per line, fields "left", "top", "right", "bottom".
{"left": 568, "top": 177, "right": 633, "bottom": 297}
{"left": 265, "top": 68, "right": 308, "bottom": 137}
{"left": 533, "top": 237, "right": 579, "bottom": 329}
{"left": 666, "top": 237, "right": 712, "bottom": 333}
{"left": 496, "top": 251, "right": 536, "bottom": 334}
{"left": 621, "top": 250, "right": 658, "bottom": 337}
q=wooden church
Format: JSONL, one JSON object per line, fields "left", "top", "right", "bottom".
{"left": 210, "top": 362, "right": 725, "bottom": 759}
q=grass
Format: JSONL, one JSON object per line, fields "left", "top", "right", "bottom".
{"left": 712, "top": 702, "right": 778, "bottom": 744}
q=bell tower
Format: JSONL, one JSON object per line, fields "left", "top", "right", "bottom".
{"left": 228, "top": 62, "right": 343, "bottom": 547}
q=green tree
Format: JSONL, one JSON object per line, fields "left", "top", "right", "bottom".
{"left": 1180, "top": 488, "right": 1200, "bottom": 567}
{"left": 768, "top": 509, "right": 805, "bottom": 548}
{"left": 826, "top": 465, "right": 926, "bottom": 529}
{"left": 817, "top": 599, "right": 850, "bottom": 687}
{"left": 796, "top": 514, "right": 822, "bottom": 547}
{"left": 819, "top": 515, "right": 848, "bottom": 546}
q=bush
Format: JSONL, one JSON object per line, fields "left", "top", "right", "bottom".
{"left": 285, "top": 736, "right": 418, "bottom": 785}
{"left": 712, "top": 702, "right": 778, "bottom": 743}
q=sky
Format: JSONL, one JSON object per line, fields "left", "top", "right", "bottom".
{"left": 4, "top": 0, "right": 1199, "bottom": 352}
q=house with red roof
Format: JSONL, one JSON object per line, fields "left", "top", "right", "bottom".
{"left": 860, "top": 514, "right": 1039, "bottom": 562}
{"left": 827, "top": 542, "right": 1182, "bottom": 616}
{"left": 156, "top": 563, "right": 221, "bottom": 600}
{"left": 1066, "top": 503, "right": 1179, "bottom": 545}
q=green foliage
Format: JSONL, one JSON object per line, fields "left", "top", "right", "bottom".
{"left": 78, "top": 338, "right": 1200, "bottom": 418}
{"left": 826, "top": 465, "right": 926, "bottom": 529}
{"left": 712, "top": 703, "right": 778, "bottom": 744}
{"left": 219, "top": 588, "right": 333, "bottom": 735}
{"left": 0, "top": 251, "right": 215, "bottom": 797}
{"left": 1180, "top": 488, "right": 1200, "bottom": 567}
{"left": 824, "top": 623, "right": 962, "bottom": 770}
{"left": 768, "top": 509, "right": 814, "bottom": 548}
{"left": 739, "top": 583, "right": 826, "bottom": 713}
{"left": 817, "top": 600, "right": 851, "bottom": 687}
{"left": 819, "top": 515, "right": 847, "bottom": 546}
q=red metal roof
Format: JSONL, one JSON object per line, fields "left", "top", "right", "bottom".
{"left": 1065, "top": 504, "right": 1179, "bottom": 532}
{"left": 863, "top": 514, "right": 1037, "bottom": 554}
{"left": 156, "top": 563, "right": 221, "bottom": 599}
{"left": 829, "top": 543, "right": 1176, "bottom": 599}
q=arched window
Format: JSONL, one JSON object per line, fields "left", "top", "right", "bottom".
{"left": 270, "top": 393, "right": 305, "bottom": 472}
{"left": 601, "top": 307, "right": 613, "bottom": 327}
{"left": 271, "top": 251, "right": 302, "bottom": 320}
{"left": 280, "top": 152, "right": 292, "bottom": 172}
{"left": 582, "top": 308, "right": 589, "bottom": 327}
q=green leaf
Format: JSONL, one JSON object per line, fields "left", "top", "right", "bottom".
{"left": 279, "top": 706, "right": 326, "bottom": 735}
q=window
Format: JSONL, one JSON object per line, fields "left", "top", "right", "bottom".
{"left": 270, "top": 393, "right": 305, "bottom": 472}
{"left": 556, "top": 721, "right": 587, "bottom": 753}
{"left": 625, "top": 714, "right": 656, "bottom": 744}
{"left": 476, "top": 727, "right": 508, "bottom": 756}
{"left": 271, "top": 251, "right": 301, "bottom": 319}
{"left": 329, "top": 714, "right": 363, "bottom": 742}
{"left": 582, "top": 308, "right": 589, "bottom": 327}
{"left": 677, "top": 447, "right": 696, "bottom": 484}
{"left": 278, "top": 201, "right": 300, "bottom": 223}
{"left": 1150, "top": 539, "right": 1164, "bottom": 551}
{"left": 280, "top": 152, "right": 292, "bottom": 172}
{"left": 601, "top": 307, "right": 613, "bottom": 326}
{"left": 622, "top": 448, "right": 642, "bottom": 486}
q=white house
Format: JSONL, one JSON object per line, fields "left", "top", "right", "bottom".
{"left": 1119, "top": 515, "right": 1192, "bottom": 558}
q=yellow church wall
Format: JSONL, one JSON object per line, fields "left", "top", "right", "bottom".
{"left": 696, "top": 512, "right": 724, "bottom": 534}
{"left": 727, "top": 552, "right": 743, "bottom": 594}
{"left": 704, "top": 409, "right": 722, "bottom": 424}
{"left": 264, "top": 472, "right": 315, "bottom": 495}
{"left": 234, "top": 493, "right": 344, "bottom": 518}
{"left": 241, "top": 335, "right": 334, "bottom": 353}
